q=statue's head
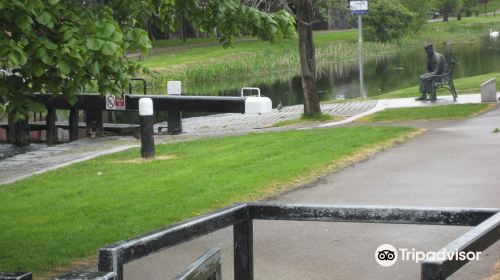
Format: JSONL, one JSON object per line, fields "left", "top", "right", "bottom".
{"left": 424, "top": 43, "right": 434, "bottom": 56}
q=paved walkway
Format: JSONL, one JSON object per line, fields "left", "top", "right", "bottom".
{"left": 0, "top": 94, "right": 492, "bottom": 185}
{"left": 125, "top": 94, "right": 500, "bottom": 280}
{"left": 1, "top": 93, "right": 499, "bottom": 279}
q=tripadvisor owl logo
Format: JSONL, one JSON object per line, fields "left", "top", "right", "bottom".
{"left": 374, "top": 244, "right": 482, "bottom": 267}
{"left": 375, "top": 244, "right": 398, "bottom": 267}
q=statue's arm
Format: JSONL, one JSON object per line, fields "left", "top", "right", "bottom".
{"left": 429, "top": 57, "right": 445, "bottom": 76}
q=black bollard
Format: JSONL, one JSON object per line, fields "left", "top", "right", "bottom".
{"left": 139, "top": 98, "right": 155, "bottom": 159}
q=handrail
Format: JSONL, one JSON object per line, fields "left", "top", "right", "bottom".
{"left": 94, "top": 203, "right": 498, "bottom": 280}
{"left": 240, "top": 87, "right": 261, "bottom": 97}
{"left": 6, "top": 204, "right": 498, "bottom": 280}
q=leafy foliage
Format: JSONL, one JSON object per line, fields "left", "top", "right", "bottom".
{"left": 0, "top": 0, "right": 152, "bottom": 118}
{"left": 363, "top": 0, "right": 416, "bottom": 42}
{"left": 0, "top": 0, "right": 295, "bottom": 117}
{"left": 399, "top": 0, "right": 433, "bottom": 29}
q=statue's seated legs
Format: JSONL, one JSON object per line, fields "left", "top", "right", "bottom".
{"left": 416, "top": 75, "right": 438, "bottom": 101}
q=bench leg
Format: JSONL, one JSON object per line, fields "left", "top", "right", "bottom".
{"left": 449, "top": 82, "right": 458, "bottom": 101}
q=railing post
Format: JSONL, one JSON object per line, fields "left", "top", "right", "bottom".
{"left": 69, "top": 108, "right": 79, "bottom": 142}
{"left": 167, "top": 111, "right": 182, "bottom": 135}
{"left": 98, "top": 248, "right": 123, "bottom": 280}
{"left": 421, "top": 262, "right": 444, "bottom": 280}
{"left": 85, "top": 110, "right": 103, "bottom": 137}
{"left": 46, "top": 106, "right": 57, "bottom": 145}
{"left": 8, "top": 111, "right": 29, "bottom": 146}
{"left": 139, "top": 98, "right": 155, "bottom": 159}
{"left": 233, "top": 219, "right": 253, "bottom": 280}
{"left": 7, "top": 110, "right": 15, "bottom": 143}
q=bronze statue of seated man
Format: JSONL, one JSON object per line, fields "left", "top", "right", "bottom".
{"left": 416, "top": 43, "right": 449, "bottom": 101}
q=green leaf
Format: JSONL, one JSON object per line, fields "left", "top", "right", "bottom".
{"left": 104, "top": 23, "right": 116, "bottom": 36}
{"left": 44, "top": 40, "right": 57, "bottom": 50}
{"left": 34, "top": 66, "right": 45, "bottom": 77}
{"left": 37, "top": 11, "right": 54, "bottom": 28}
{"left": 35, "top": 47, "right": 51, "bottom": 65}
{"left": 91, "top": 62, "right": 99, "bottom": 75}
{"left": 86, "top": 38, "right": 105, "bottom": 51}
{"left": 101, "top": 41, "right": 118, "bottom": 56}
{"left": 111, "top": 31, "right": 123, "bottom": 43}
{"left": 62, "top": 30, "right": 73, "bottom": 42}
{"left": 58, "top": 60, "right": 71, "bottom": 75}
{"left": 48, "top": 0, "right": 59, "bottom": 5}
{"left": 7, "top": 53, "right": 20, "bottom": 67}
{"left": 15, "top": 14, "right": 33, "bottom": 30}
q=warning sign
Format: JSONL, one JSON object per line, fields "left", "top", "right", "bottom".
{"left": 105, "top": 94, "right": 126, "bottom": 110}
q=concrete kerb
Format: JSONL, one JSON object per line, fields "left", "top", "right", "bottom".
{"left": 315, "top": 93, "right": 499, "bottom": 129}
{"left": 0, "top": 145, "right": 139, "bottom": 186}
{"left": 1, "top": 93, "right": 497, "bottom": 186}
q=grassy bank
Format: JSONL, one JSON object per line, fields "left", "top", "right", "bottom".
{"left": 375, "top": 72, "right": 500, "bottom": 99}
{"left": 274, "top": 113, "right": 342, "bottom": 127}
{"left": 358, "top": 103, "right": 494, "bottom": 122}
{"left": 0, "top": 126, "right": 417, "bottom": 275}
{"left": 137, "top": 17, "right": 500, "bottom": 95}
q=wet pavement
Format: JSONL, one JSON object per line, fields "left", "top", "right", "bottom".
{"left": 1, "top": 93, "right": 499, "bottom": 279}
{"left": 124, "top": 94, "right": 500, "bottom": 280}
{"left": 0, "top": 100, "right": 378, "bottom": 185}
{"left": 0, "top": 94, "right": 494, "bottom": 186}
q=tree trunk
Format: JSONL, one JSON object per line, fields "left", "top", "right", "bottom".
{"left": 443, "top": 10, "right": 449, "bottom": 22}
{"left": 297, "top": 0, "right": 321, "bottom": 116}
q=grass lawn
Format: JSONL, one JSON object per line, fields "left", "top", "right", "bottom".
{"left": 0, "top": 125, "right": 417, "bottom": 275}
{"left": 274, "top": 113, "right": 342, "bottom": 127}
{"left": 375, "top": 72, "right": 500, "bottom": 99}
{"left": 141, "top": 30, "right": 357, "bottom": 69}
{"left": 358, "top": 103, "right": 494, "bottom": 122}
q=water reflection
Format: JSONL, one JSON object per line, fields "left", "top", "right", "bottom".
{"left": 199, "top": 38, "right": 500, "bottom": 106}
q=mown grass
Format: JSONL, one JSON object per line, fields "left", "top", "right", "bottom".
{"left": 358, "top": 103, "right": 493, "bottom": 122}
{"left": 408, "top": 16, "right": 500, "bottom": 45}
{"left": 0, "top": 125, "right": 416, "bottom": 275}
{"left": 274, "top": 113, "right": 342, "bottom": 127}
{"left": 375, "top": 72, "right": 500, "bottom": 99}
{"left": 135, "top": 16, "right": 500, "bottom": 95}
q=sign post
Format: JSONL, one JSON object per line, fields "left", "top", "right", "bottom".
{"left": 350, "top": 0, "right": 368, "bottom": 98}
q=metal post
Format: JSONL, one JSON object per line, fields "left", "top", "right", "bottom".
{"left": 233, "top": 219, "right": 253, "bottom": 280}
{"left": 46, "top": 107, "right": 57, "bottom": 145}
{"left": 167, "top": 111, "right": 182, "bottom": 135}
{"left": 358, "top": 14, "right": 366, "bottom": 98}
{"left": 85, "top": 111, "right": 103, "bottom": 137}
{"left": 139, "top": 98, "right": 155, "bottom": 159}
{"left": 69, "top": 109, "right": 79, "bottom": 142}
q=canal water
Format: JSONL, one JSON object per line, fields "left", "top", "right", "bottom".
{"left": 1, "top": 37, "right": 499, "bottom": 158}
{"left": 192, "top": 37, "right": 500, "bottom": 106}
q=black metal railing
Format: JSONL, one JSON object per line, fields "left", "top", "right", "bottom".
{"left": 3, "top": 203, "right": 499, "bottom": 280}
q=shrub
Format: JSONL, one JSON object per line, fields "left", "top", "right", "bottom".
{"left": 363, "top": 0, "right": 416, "bottom": 42}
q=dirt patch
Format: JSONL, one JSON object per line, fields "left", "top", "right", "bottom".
{"left": 112, "top": 154, "right": 177, "bottom": 163}
{"left": 35, "top": 257, "right": 97, "bottom": 280}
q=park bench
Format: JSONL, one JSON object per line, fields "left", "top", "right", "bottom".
{"left": 431, "top": 59, "right": 458, "bottom": 101}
